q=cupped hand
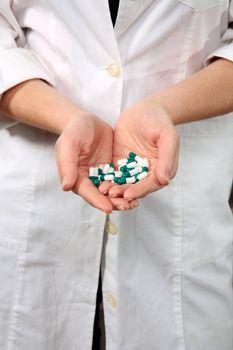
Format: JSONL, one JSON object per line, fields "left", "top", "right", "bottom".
{"left": 99, "top": 99, "right": 180, "bottom": 201}
{"left": 55, "top": 111, "right": 138, "bottom": 213}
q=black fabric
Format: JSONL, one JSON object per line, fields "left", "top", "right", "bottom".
{"left": 92, "top": 273, "right": 104, "bottom": 350}
{"left": 108, "top": 0, "right": 120, "bottom": 26}
{"left": 92, "top": 4, "right": 120, "bottom": 348}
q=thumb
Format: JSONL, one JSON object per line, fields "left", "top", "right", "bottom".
{"left": 155, "top": 125, "right": 180, "bottom": 186}
{"left": 55, "top": 135, "right": 80, "bottom": 191}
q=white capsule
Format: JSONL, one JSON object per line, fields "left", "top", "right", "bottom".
{"left": 135, "top": 166, "right": 143, "bottom": 173}
{"left": 89, "top": 167, "right": 95, "bottom": 177}
{"left": 103, "top": 164, "right": 111, "bottom": 174}
{"left": 129, "top": 168, "right": 140, "bottom": 176}
{"left": 126, "top": 176, "right": 136, "bottom": 184}
{"left": 90, "top": 167, "right": 99, "bottom": 177}
{"left": 114, "top": 171, "right": 123, "bottom": 177}
{"left": 109, "top": 167, "right": 115, "bottom": 173}
{"left": 104, "top": 174, "right": 114, "bottom": 181}
{"left": 117, "top": 158, "right": 128, "bottom": 166}
{"left": 137, "top": 171, "right": 148, "bottom": 181}
{"left": 135, "top": 156, "right": 143, "bottom": 165}
{"left": 126, "top": 161, "right": 137, "bottom": 169}
{"left": 142, "top": 158, "right": 149, "bottom": 167}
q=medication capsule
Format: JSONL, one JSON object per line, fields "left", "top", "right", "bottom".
{"left": 119, "top": 165, "right": 128, "bottom": 173}
{"left": 114, "top": 177, "right": 121, "bottom": 183}
{"left": 117, "top": 159, "right": 128, "bottom": 166}
{"left": 128, "top": 152, "right": 136, "bottom": 160}
{"left": 100, "top": 174, "right": 105, "bottom": 181}
{"left": 128, "top": 168, "right": 140, "bottom": 176}
{"left": 103, "top": 164, "right": 111, "bottom": 174}
{"left": 98, "top": 168, "right": 103, "bottom": 175}
{"left": 135, "top": 156, "right": 143, "bottom": 165}
{"left": 104, "top": 174, "right": 114, "bottom": 181}
{"left": 126, "top": 161, "right": 137, "bottom": 168}
{"left": 136, "top": 171, "right": 148, "bottom": 181}
{"left": 93, "top": 178, "right": 100, "bottom": 187}
{"left": 114, "top": 171, "right": 123, "bottom": 177}
{"left": 126, "top": 176, "right": 136, "bottom": 184}
{"left": 89, "top": 176, "right": 98, "bottom": 182}
{"left": 89, "top": 167, "right": 99, "bottom": 177}
{"left": 122, "top": 171, "right": 131, "bottom": 178}
{"left": 142, "top": 159, "right": 149, "bottom": 167}
{"left": 142, "top": 166, "right": 149, "bottom": 172}
{"left": 117, "top": 177, "right": 127, "bottom": 185}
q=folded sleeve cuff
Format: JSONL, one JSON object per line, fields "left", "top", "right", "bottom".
{"left": 0, "top": 47, "right": 56, "bottom": 129}
{"left": 205, "top": 42, "right": 233, "bottom": 65}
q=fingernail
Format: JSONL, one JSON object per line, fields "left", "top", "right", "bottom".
{"left": 110, "top": 193, "right": 117, "bottom": 198}
{"left": 132, "top": 202, "right": 139, "bottom": 208}
{"left": 62, "top": 177, "right": 68, "bottom": 188}
{"left": 120, "top": 205, "right": 127, "bottom": 211}
{"left": 124, "top": 194, "right": 133, "bottom": 201}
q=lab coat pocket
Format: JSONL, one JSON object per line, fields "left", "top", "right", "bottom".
{"left": 178, "top": 0, "right": 225, "bottom": 10}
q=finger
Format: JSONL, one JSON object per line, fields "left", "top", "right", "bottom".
{"left": 123, "top": 175, "right": 162, "bottom": 200}
{"left": 55, "top": 135, "right": 79, "bottom": 191}
{"left": 129, "top": 199, "right": 139, "bottom": 209}
{"left": 99, "top": 181, "right": 115, "bottom": 195}
{"left": 109, "top": 184, "right": 131, "bottom": 198}
{"left": 155, "top": 126, "right": 180, "bottom": 186}
{"left": 74, "top": 177, "right": 113, "bottom": 214}
{"left": 108, "top": 196, "right": 131, "bottom": 211}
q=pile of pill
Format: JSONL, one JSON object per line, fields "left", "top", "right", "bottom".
{"left": 89, "top": 152, "right": 149, "bottom": 187}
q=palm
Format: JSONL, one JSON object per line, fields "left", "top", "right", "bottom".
{"left": 109, "top": 102, "right": 179, "bottom": 200}
{"left": 56, "top": 113, "right": 137, "bottom": 212}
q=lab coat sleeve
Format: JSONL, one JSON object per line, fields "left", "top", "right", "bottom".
{"left": 205, "top": 1, "right": 233, "bottom": 64}
{"left": 0, "top": 1, "right": 56, "bottom": 129}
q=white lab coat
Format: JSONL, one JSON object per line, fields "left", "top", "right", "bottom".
{"left": 0, "top": 1, "right": 232, "bottom": 349}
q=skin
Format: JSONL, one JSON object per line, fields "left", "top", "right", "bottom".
{"left": 1, "top": 58, "right": 233, "bottom": 210}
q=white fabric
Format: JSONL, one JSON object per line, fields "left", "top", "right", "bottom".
{"left": 0, "top": 1, "right": 232, "bottom": 349}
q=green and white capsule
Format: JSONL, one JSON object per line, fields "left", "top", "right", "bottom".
{"left": 104, "top": 174, "right": 114, "bottom": 181}
{"left": 128, "top": 167, "right": 141, "bottom": 176}
{"left": 89, "top": 167, "right": 99, "bottom": 177}
{"left": 136, "top": 171, "right": 148, "bottom": 181}
{"left": 128, "top": 152, "right": 137, "bottom": 160}
{"left": 119, "top": 164, "right": 128, "bottom": 173}
{"left": 103, "top": 164, "right": 111, "bottom": 174}
{"left": 126, "top": 161, "right": 137, "bottom": 169}
{"left": 142, "top": 159, "right": 149, "bottom": 167}
{"left": 126, "top": 176, "right": 136, "bottom": 184}
{"left": 117, "top": 158, "right": 128, "bottom": 167}
{"left": 114, "top": 171, "right": 123, "bottom": 177}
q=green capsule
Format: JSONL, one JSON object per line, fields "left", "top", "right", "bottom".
{"left": 98, "top": 168, "right": 103, "bottom": 175}
{"left": 128, "top": 152, "right": 136, "bottom": 160}
{"left": 100, "top": 174, "right": 105, "bottom": 181}
{"left": 109, "top": 163, "right": 114, "bottom": 168}
{"left": 119, "top": 165, "right": 128, "bottom": 173}
{"left": 142, "top": 166, "right": 149, "bottom": 172}
{"left": 89, "top": 176, "right": 98, "bottom": 181}
{"left": 93, "top": 178, "right": 100, "bottom": 187}
{"left": 114, "top": 177, "right": 121, "bottom": 183}
{"left": 122, "top": 171, "right": 131, "bottom": 178}
{"left": 117, "top": 177, "right": 127, "bottom": 185}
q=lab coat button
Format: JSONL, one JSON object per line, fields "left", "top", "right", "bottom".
{"left": 107, "top": 63, "right": 121, "bottom": 78}
{"left": 105, "top": 221, "right": 118, "bottom": 235}
{"left": 107, "top": 293, "right": 117, "bottom": 309}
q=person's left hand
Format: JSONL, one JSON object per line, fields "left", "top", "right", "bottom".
{"left": 99, "top": 98, "right": 180, "bottom": 201}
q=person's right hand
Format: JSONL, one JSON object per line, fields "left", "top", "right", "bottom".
{"left": 55, "top": 111, "right": 138, "bottom": 214}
